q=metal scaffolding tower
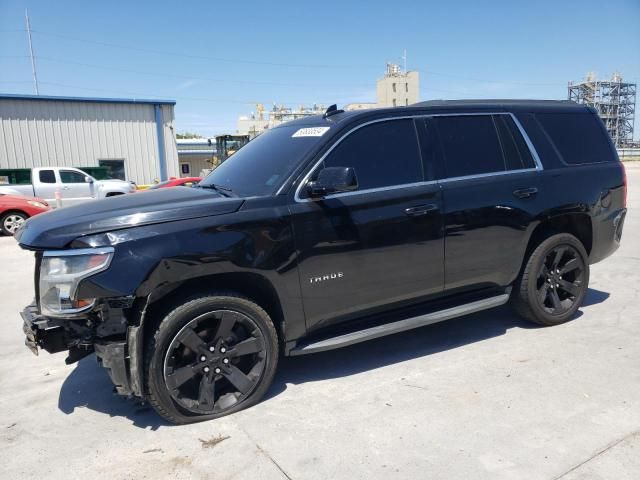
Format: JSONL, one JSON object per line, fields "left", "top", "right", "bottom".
{"left": 568, "top": 73, "right": 636, "bottom": 148}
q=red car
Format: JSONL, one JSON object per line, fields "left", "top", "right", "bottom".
{"left": 147, "top": 177, "right": 202, "bottom": 190}
{"left": 0, "top": 193, "right": 51, "bottom": 236}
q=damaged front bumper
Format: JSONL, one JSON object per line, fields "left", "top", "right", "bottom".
{"left": 21, "top": 303, "right": 68, "bottom": 356}
{"left": 21, "top": 303, "right": 139, "bottom": 397}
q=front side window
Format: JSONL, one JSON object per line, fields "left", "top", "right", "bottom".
{"left": 60, "top": 170, "right": 87, "bottom": 184}
{"left": 434, "top": 115, "right": 505, "bottom": 178}
{"left": 319, "top": 119, "right": 423, "bottom": 191}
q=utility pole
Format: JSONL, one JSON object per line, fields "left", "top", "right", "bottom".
{"left": 25, "top": 9, "right": 39, "bottom": 95}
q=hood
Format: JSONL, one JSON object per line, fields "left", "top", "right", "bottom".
{"left": 15, "top": 187, "right": 244, "bottom": 249}
{"left": 99, "top": 178, "right": 133, "bottom": 185}
{"left": 0, "top": 186, "right": 27, "bottom": 196}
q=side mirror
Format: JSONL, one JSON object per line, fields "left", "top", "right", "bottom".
{"left": 84, "top": 176, "right": 94, "bottom": 184}
{"left": 307, "top": 167, "right": 358, "bottom": 198}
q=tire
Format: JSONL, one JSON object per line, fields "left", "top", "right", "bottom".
{"left": 144, "top": 293, "right": 279, "bottom": 424}
{"left": 1, "top": 211, "right": 28, "bottom": 236}
{"left": 512, "top": 233, "right": 590, "bottom": 326}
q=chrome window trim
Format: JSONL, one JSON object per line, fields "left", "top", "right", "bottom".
{"left": 508, "top": 113, "right": 544, "bottom": 171}
{"left": 304, "top": 180, "right": 440, "bottom": 201}
{"left": 438, "top": 167, "right": 538, "bottom": 184}
{"left": 43, "top": 247, "right": 115, "bottom": 257}
{"left": 293, "top": 112, "right": 544, "bottom": 203}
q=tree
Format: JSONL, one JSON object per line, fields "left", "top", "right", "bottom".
{"left": 176, "top": 132, "right": 203, "bottom": 139}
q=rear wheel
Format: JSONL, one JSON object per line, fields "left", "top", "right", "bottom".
{"left": 512, "top": 233, "right": 589, "bottom": 326}
{"left": 145, "top": 293, "right": 278, "bottom": 424}
{"left": 1, "top": 211, "right": 28, "bottom": 235}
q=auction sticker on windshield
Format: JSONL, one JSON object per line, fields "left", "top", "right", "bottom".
{"left": 292, "top": 127, "right": 330, "bottom": 138}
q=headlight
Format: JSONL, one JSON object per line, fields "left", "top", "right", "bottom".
{"left": 39, "top": 247, "right": 114, "bottom": 316}
{"left": 27, "top": 200, "right": 47, "bottom": 208}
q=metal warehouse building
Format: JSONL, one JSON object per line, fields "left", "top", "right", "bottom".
{"left": 176, "top": 138, "right": 216, "bottom": 177}
{"left": 0, "top": 94, "right": 179, "bottom": 184}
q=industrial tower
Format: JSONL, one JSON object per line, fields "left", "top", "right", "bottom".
{"left": 568, "top": 73, "right": 636, "bottom": 147}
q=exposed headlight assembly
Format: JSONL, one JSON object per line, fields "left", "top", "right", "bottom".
{"left": 39, "top": 247, "right": 114, "bottom": 316}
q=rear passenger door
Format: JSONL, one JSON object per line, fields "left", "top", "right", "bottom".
{"left": 290, "top": 118, "right": 444, "bottom": 333}
{"left": 428, "top": 113, "right": 542, "bottom": 291}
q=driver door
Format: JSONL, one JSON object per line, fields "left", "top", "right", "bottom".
{"left": 289, "top": 118, "right": 445, "bottom": 333}
{"left": 59, "top": 169, "right": 94, "bottom": 206}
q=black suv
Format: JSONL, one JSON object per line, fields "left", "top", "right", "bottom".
{"left": 17, "top": 100, "right": 626, "bottom": 424}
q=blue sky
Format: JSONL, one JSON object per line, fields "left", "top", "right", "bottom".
{"left": 1, "top": 0, "right": 639, "bottom": 137}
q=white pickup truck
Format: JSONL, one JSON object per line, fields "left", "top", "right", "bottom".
{"left": 0, "top": 167, "right": 135, "bottom": 207}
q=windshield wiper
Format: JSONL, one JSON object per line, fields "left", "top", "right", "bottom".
{"left": 196, "top": 183, "right": 235, "bottom": 197}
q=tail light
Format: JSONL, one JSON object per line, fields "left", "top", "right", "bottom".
{"left": 622, "top": 162, "right": 627, "bottom": 208}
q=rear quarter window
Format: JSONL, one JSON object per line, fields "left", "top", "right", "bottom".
{"left": 536, "top": 112, "right": 615, "bottom": 165}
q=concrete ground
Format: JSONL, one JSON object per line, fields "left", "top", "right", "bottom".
{"left": 1, "top": 165, "right": 639, "bottom": 480}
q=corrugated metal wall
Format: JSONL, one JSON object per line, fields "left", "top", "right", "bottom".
{"left": 0, "top": 98, "right": 179, "bottom": 184}
{"left": 179, "top": 154, "right": 214, "bottom": 177}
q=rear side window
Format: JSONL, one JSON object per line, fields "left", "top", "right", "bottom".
{"left": 434, "top": 115, "right": 505, "bottom": 178}
{"left": 536, "top": 113, "right": 614, "bottom": 165}
{"left": 38, "top": 170, "right": 55, "bottom": 183}
{"left": 321, "top": 119, "right": 423, "bottom": 190}
{"left": 494, "top": 115, "right": 536, "bottom": 170}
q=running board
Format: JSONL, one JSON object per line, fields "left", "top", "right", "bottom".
{"left": 289, "top": 293, "right": 510, "bottom": 356}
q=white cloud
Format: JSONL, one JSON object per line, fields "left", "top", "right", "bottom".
{"left": 176, "top": 79, "right": 200, "bottom": 90}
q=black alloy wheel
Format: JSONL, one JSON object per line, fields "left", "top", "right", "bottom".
{"left": 145, "top": 294, "right": 279, "bottom": 424}
{"left": 163, "top": 309, "right": 266, "bottom": 414}
{"left": 536, "top": 245, "right": 585, "bottom": 315}
{"left": 512, "top": 232, "right": 590, "bottom": 326}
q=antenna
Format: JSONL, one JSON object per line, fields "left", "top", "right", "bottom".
{"left": 25, "top": 9, "right": 39, "bottom": 95}
{"left": 323, "top": 104, "right": 344, "bottom": 118}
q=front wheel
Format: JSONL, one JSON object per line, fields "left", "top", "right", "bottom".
{"left": 145, "top": 293, "right": 279, "bottom": 424}
{"left": 512, "top": 233, "right": 590, "bottom": 326}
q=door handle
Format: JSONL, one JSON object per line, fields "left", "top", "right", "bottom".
{"left": 404, "top": 204, "right": 439, "bottom": 217}
{"left": 513, "top": 187, "right": 538, "bottom": 199}
{"left": 62, "top": 186, "right": 71, "bottom": 190}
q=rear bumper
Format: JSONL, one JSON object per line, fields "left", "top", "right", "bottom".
{"left": 589, "top": 208, "right": 626, "bottom": 264}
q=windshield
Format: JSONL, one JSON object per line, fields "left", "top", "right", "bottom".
{"left": 199, "top": 125, "right": 327, "bottom": 197}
